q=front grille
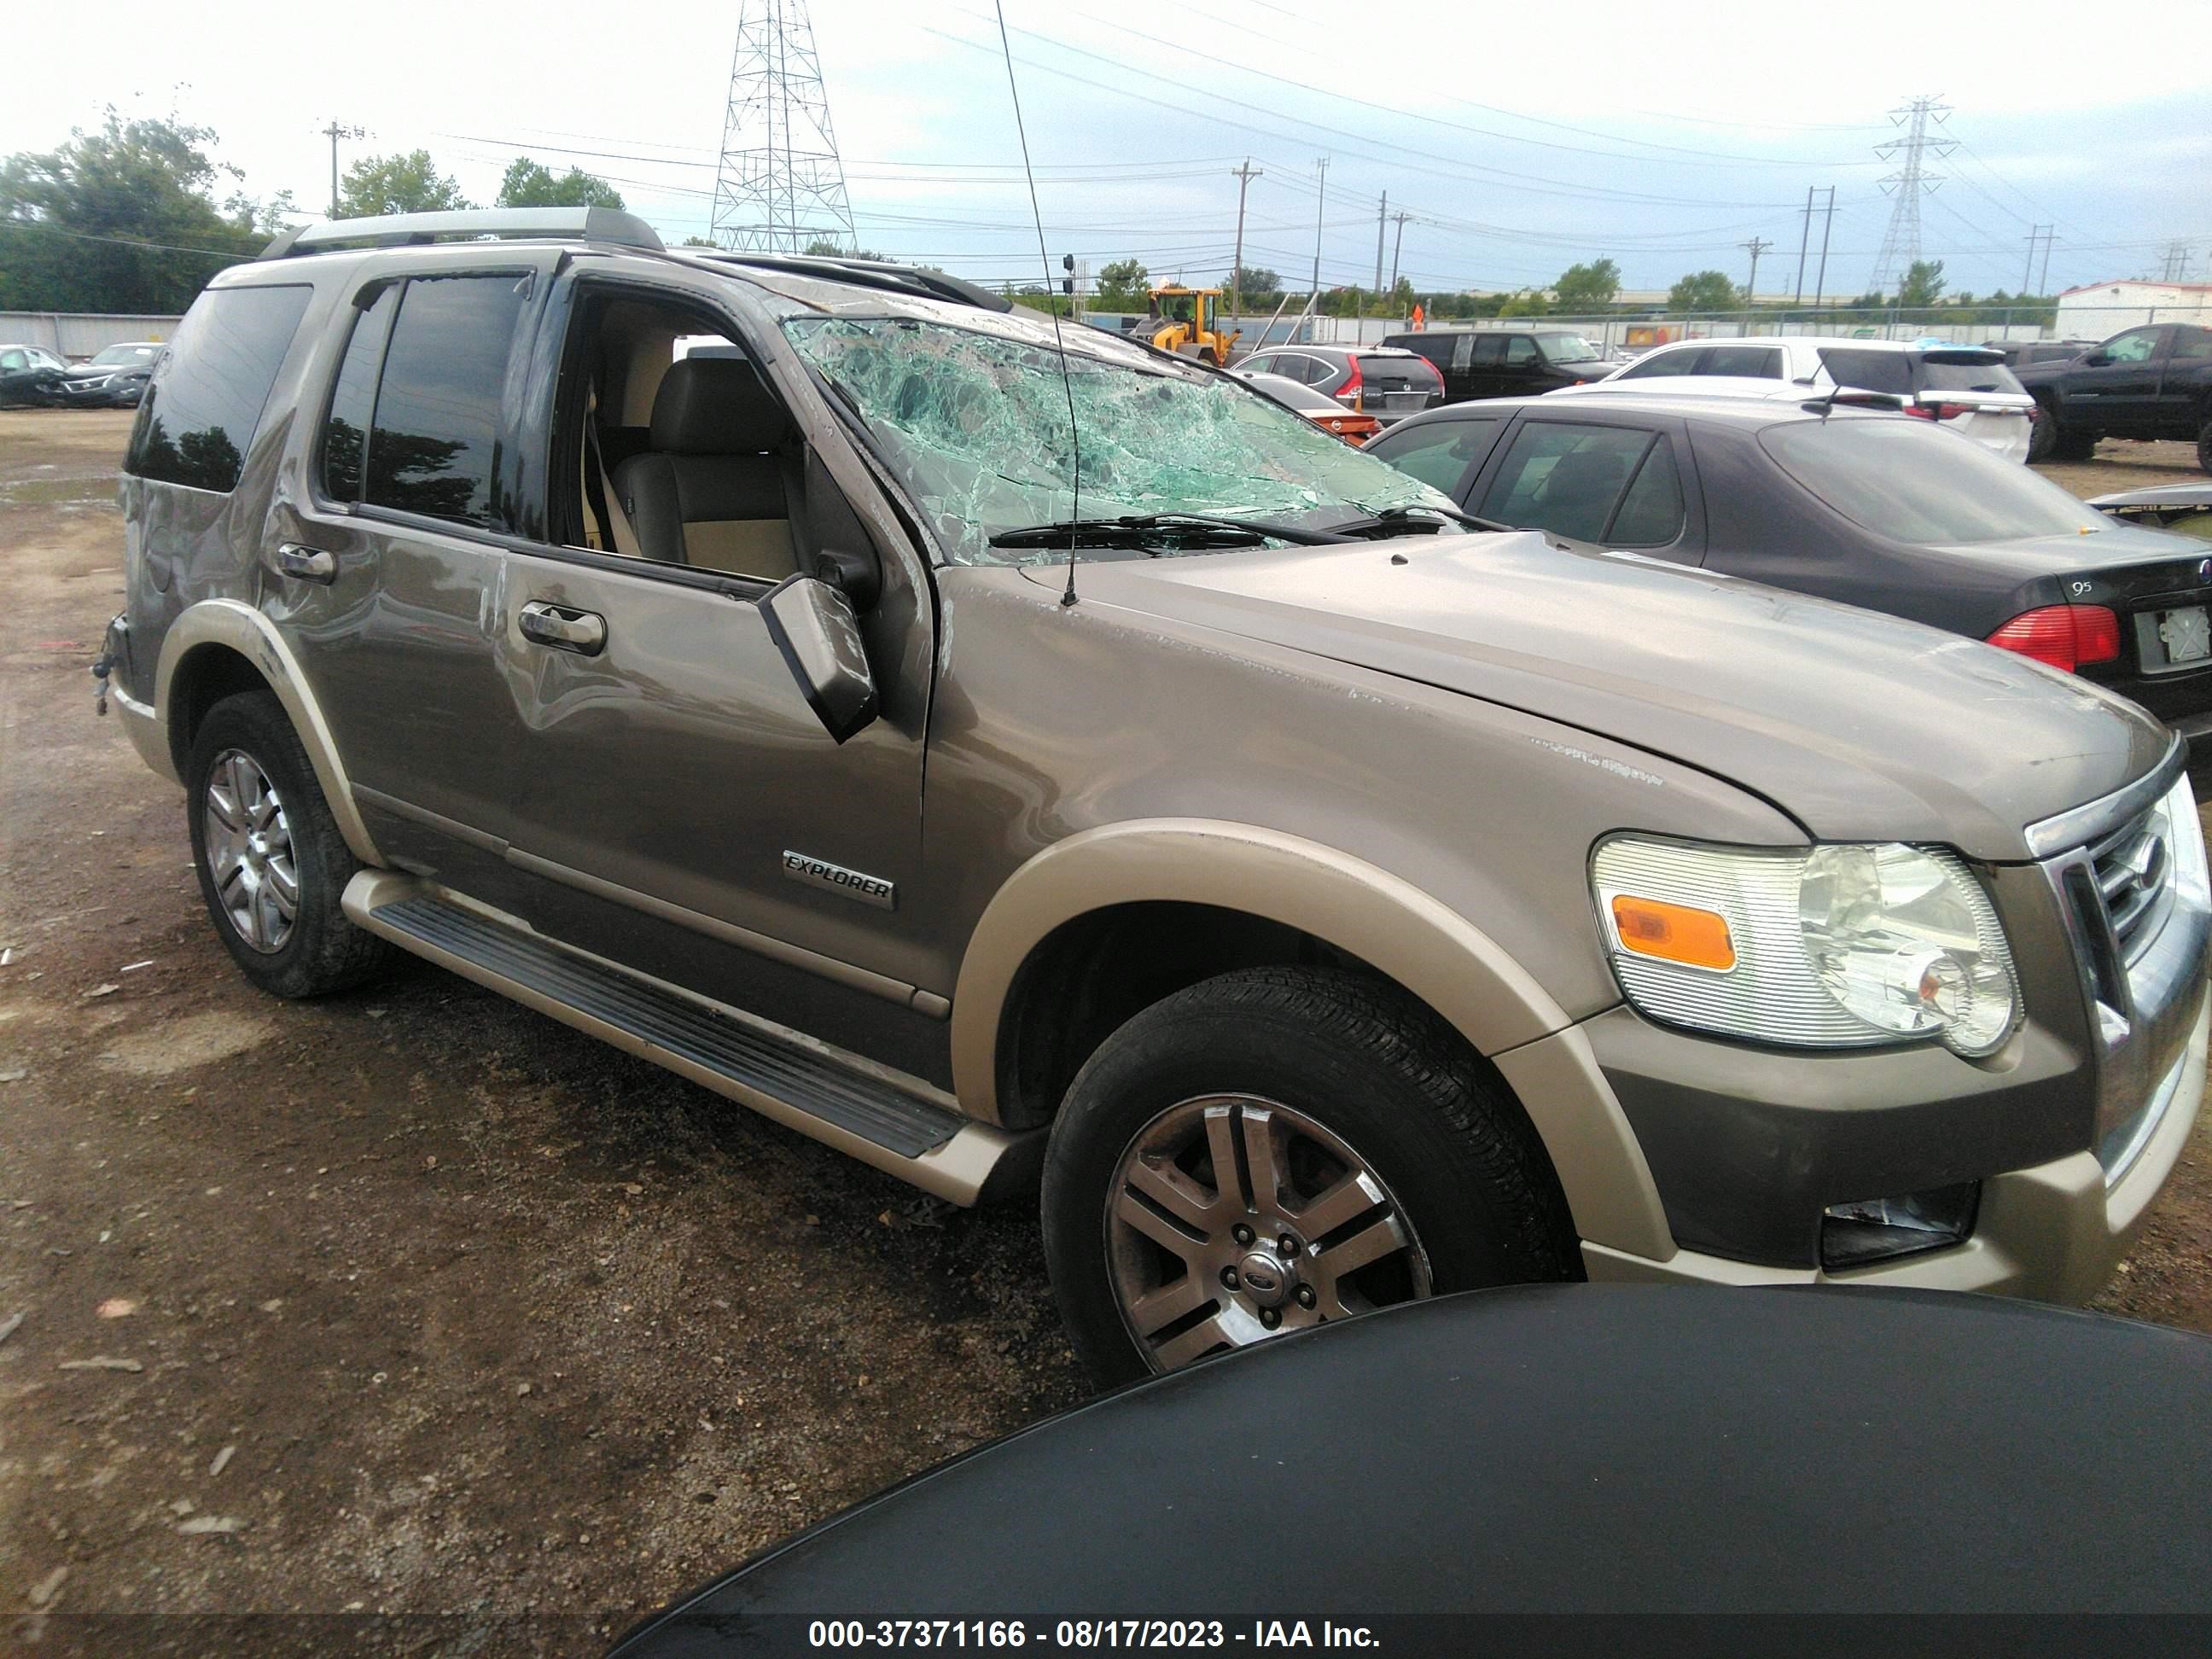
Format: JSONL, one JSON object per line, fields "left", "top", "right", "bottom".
{"left": 2087, "top": 805, "right": 2176, "bottom": 966}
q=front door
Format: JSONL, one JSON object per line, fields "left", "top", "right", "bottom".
{"left": 493, "top": 274, "right": 934, "bottom": 1000}
{"left": 2069, "top": 327, "right": 2168, "bottom": 433}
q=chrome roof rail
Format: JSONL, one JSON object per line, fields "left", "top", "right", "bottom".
{"left": 259, "top": 207, "right": 665, "bottom": 260}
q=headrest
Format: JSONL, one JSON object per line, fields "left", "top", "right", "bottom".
{"left": 649, "top": 355, "right": 791, "bottom": 455}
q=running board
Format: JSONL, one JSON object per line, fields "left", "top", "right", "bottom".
{"left": 342, "top": 871, "right": 1024, "bottom": 1205}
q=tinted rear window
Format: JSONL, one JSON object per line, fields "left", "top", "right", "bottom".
{"left": 1816, "top": 347, "right": 1912, "bottom": 394}
{"left": 365, "top": 273, "right": 533, "bottom": 527}
{"left": 1761, "top": 417, "right": 2095, "bottom": 544}
{"left": 126, "top": 284, "right": 311, "bottom": 492}
{"left": 1918, "top": 357, "right": 2023, "bottom": 394}
{"left": 1359, "top": 354, "right": 1441, "bottom": 384}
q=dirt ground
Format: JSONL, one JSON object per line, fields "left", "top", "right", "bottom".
{"left": 3, "top": 413, "right": 2209, "bottom": 1651}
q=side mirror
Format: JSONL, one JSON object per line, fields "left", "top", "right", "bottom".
{"left": 761, "top": 575, "right": 878, "bottom": 744}
{"left": 2082, "top": 352, "right": 2109, "bottom": 367}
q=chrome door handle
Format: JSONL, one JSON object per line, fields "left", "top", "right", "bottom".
{"left": 518, "top": 601, "right": 607, "bottom": 655}
{"left": 276, "top": 543, "right": 337, "bottom": 584}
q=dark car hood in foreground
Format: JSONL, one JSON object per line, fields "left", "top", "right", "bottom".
{"left": 614, "top": 1285, "right": 2212, "bottom": 1646}
{"left": 1039, "top": 532, "right": 2170, "bottom": 859}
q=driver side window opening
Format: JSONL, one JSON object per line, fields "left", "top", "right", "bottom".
{"left": 556, "top": 290, "right": 806, "bottom": 584}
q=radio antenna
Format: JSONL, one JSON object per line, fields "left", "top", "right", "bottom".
{"left": 991, "top": 0, "right": 1082, "bottom": 608}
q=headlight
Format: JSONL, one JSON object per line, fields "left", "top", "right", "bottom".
{"left": 1592, "top": 836, "right": 2020, "bottom": 1057}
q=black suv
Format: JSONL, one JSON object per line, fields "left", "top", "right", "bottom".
{"left": 1380, "top": 326, "right": 1610, "bottom": 404}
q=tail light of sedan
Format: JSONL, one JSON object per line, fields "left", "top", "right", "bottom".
{"left": 1986, "top": 603, "right": 2122, "bottom": 672}
{"left": 1906, "top": 401, "right": 1972, "bottom": 422}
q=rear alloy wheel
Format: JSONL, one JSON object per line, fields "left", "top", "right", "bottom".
{"left": 1043, "top": 965, "right": 1576, "bottom": 1385}
{"left": 187, "top": 690, "right": 393, "bottom": 998}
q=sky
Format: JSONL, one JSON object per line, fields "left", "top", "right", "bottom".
{"left": 7, "top": 0, "right": 2209, "bottom": 301}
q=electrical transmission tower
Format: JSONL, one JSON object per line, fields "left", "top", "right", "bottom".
{"left": 2162, "top": 241, "right": 2193, "bottom": 282}
{"left": 1869, "top": 95, "right": 1954, "bottom": 297}
{"left": 709, "top": 0, "right": 857, "bottom": 253}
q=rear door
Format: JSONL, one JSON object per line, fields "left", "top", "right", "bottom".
{"left": 276, "top": 259, "right": 555, "bottom": 861}
{"left": 2153, "top": 326, "right": 2212, "bottom": 434}
{"left": 1469, "top": 414, "right": 1702, "bottom": 561}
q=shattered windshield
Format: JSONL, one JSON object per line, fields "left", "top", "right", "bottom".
{"left": 781, "top": 313, "right": 1456, "bottom": 565}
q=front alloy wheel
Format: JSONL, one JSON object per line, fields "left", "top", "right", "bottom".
{"left": 1107, "top": 1094, "right": 1431, "bottom": 1370}
{"left": 201, "top": 748, "right": 299, "bottom": 952}
{"left": 1042, "top": 966, "right": 1577, "bottom": 1387}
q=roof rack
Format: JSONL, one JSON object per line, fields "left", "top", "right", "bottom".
{"left": 259, "top": 207, "right": 665, "bottom": 261}
{"left": 686, "top": 251, "right": 1012, "bottom": 314}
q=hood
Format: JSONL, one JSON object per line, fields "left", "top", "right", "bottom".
{"left": 1041, "top": 533, "right": 2170, "bottom": 859}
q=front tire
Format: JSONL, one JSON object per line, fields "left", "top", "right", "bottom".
{"left": 2048, "top": 426, "right": 2098, "bottom": 463}
{"left": 1041, "top": 965, "right": 1576, "bottom": 1386}
{"left": 187, "top": 690, "right": 393, "bottom": 998}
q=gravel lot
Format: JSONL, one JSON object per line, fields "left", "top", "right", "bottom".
{"left": 3, "top": 411, "right": 2208, "bottom": 1650}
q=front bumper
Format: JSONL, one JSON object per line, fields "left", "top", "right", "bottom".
{"left": 1585, "top": 993, "right": 2205, "bottom": 1303}
{"left": 58, "top": 378, "right": 140, "bottom": 408}
{"left": 1576, "top": 765, "right": 2209, "bottom": 1304}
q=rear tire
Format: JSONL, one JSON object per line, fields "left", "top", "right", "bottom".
{"left": 2196, "top": 417, "right": 2211, "bottom": 477}
{"left": 1041, "top": 965, "right": 1577, "bottom": 1387}
{"left": 186, "top": 690, "right": 393, "bottom": 998}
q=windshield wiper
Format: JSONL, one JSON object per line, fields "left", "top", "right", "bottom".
{"left": 1329, "top": 503, "right": 1512, "bottom": 538}
{"left": 988, "top": 512, "right": 1353, "bottom": 550}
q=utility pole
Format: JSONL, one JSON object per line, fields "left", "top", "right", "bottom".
{"left": 320, "top": 120, "right": 364, "bottom": 218}
{"left": 1373, "top": 191, "right": 1388, "bottom": 295}
{"left": 1229, "top": 159, "right": 1261, "bottom": 321}
{"left": 1388, "top": 210, "right": 1412, "bottom": 299}
{"left": 2160, "top": 240, "right": 2192, "bottom": 282}
{"left": 1311, "top": 156, "right": 1329, "bottom": 304}
{"left": 1741, "top": 236, "right": 1773, "bottom": 304}
{"left": 2038, "top": 231, "right": 2058, "bottom": 297}
{"left": 2023, "top": 225, "right": 2053, "bottom": 294}
{"left": 1813, "top": 186, "right": 1837, "bottom": 306}
{"left": 1794, "top": 186, "right": 1814, "bottom": 305}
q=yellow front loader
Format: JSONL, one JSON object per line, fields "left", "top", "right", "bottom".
{"left": 1143, "top": 286, "right": 1240, "bottom": 367}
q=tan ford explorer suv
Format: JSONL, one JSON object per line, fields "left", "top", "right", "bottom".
{"left": 96, "top": 209, "right": 2210, "bottom": 1382}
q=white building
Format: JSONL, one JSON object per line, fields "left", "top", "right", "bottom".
{"left": 2055, "top": 280, "right": 2212, "bottom": 341}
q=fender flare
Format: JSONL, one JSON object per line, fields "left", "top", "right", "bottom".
{"left": 949, "top": 818, "right": 1674, "bottom": 1258}
{"left": 154, "top": 598, "right": 383, "bottom": 867}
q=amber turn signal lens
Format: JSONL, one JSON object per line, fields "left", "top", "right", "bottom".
{"left": 1610, "top": 894, "right": 1736, "bottom": 970}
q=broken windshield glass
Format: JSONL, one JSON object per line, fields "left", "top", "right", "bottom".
{"left": 781, "top": 313, "right": 1458, "bottom": 566}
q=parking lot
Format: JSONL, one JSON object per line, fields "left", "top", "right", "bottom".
{"left": 3, "top": 408, "right": 2209, "bottom": 1638}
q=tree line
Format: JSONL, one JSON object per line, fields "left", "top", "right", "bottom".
{"left": 0, "top": 113, "right": 631, "bottom": 315}
{"left": 1081, "top": 253, "right": 2057, "bottom": 326}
